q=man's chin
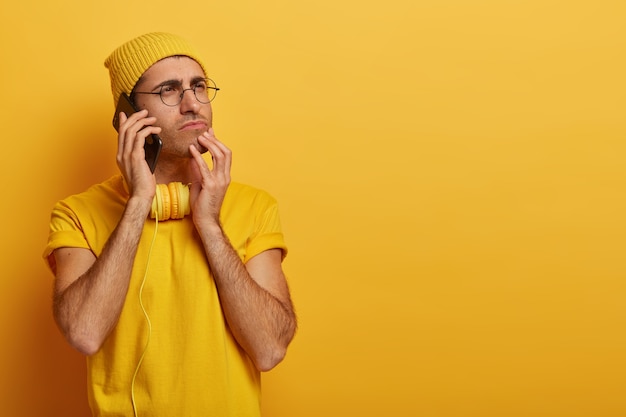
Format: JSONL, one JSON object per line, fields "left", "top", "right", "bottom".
{"left": 191, "top": 142, "right": 209, "bottom": 154}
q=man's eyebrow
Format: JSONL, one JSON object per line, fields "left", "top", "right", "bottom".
{"left": 149, "top": 76, "right": 207, "bottom": 91}
{"left": 190, "top": 76, "right": 207, "bottom": 84}
{"left": 150, "top": 78, "right": 182, "bottom": 91}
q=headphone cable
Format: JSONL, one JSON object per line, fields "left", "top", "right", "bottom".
{"left": 131, "top": 217, "right": 158, "bottom": 416}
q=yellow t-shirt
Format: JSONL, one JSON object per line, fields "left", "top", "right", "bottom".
{"left": 43, "top": 175, "right": 287, "bottom": 417}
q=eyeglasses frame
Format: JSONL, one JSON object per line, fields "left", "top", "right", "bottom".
{"left": 132, "top": 78, "right": 220, "bottom": 107}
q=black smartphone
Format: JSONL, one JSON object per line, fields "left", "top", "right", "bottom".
{"left": 112, "top": 93, "right": 162, "bottom": 173}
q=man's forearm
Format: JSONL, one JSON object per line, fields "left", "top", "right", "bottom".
{"left": 53, "top": 197, "right": 151, "bottom": 355}
{"left": 197, "top": 224, "right": 296, "bottom": 371}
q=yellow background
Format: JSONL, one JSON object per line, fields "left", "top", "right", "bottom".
{"left": 1, "top": 0, "right": 625, "bottom": 416}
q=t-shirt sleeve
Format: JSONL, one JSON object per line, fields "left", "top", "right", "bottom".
{"left": 42, "top": 200, "right": 91, "bottom": 271}
{"left": 244, "top": 194, "right": 288, "bottom": 263}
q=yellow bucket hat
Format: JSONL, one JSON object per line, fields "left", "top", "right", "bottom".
{"left": 104, "top": 32, "right": 208, "bottom": 107}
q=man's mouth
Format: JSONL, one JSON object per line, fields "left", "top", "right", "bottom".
{"left": 180, "top": 120, "right": 208, "bottom": 131}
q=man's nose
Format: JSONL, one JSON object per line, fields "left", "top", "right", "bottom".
{"left": 179, "top": 88, "right": 200, "bottom": 113}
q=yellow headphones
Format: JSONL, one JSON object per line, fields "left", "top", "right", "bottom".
{"left": 150, "top": 182, "right": 190, "bottom": 221}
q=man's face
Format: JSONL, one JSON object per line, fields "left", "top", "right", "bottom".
{"left": 133, "top": 56, "right": 213, "bottom": 158}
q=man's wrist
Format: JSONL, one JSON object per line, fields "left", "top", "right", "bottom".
{"left": 125, "top": 195, "right": 153, "bottom": 219}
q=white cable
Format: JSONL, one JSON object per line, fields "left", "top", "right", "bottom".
{"left": 131, "top": 217, "right": 158, "bottom": 417}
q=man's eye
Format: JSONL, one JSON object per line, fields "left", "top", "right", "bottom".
{"left": 161, "top": 85, "right": 180, "bottom": 95}
{"left": 194, "top": 81, "right": 207, "bottom": 92}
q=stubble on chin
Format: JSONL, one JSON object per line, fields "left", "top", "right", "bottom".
{"left": 191, "top": 141, "right": 209, "bottom": 154}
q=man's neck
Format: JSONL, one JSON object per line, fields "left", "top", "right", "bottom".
{"left": 154, "top": 157, "right": 195, "bottom": 185}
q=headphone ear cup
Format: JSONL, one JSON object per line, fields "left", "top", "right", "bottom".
{"left": 151, "top": 184, "right": 168, "bottom": 221}
{"left": 168, "top": 182, "right": 180, "bottom": 220}
{"left": 178, "top": 183, "right": 190, "bottom": 218}
{"left": 150, "top": 182, "right": 190, "bottom": 220}
{"left": 151, "top": 185, "right": 163, "bottom": 220}
{"left": 160, "top": 183, "right": 171, "bottom": 220}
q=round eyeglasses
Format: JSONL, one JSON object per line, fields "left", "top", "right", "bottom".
{"left": 133, "top": 78, "right": 220, "bottom": 106}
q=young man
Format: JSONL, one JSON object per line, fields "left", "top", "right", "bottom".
{"left": 43, "top": 32, "right": 297, "bottom": 416}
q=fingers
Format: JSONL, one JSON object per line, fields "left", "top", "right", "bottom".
{"left": 195, "top": 129, "right": 232, "bottom": 181}
{"left": 117, "top": 110, "right": 161, "bottom": 169}
{"left": 116, "top": 110, "right": 160, "bottom": 199}
{"left": 116, "top": 111, "right": 128, "bottom": 155}
{"left": 189, "top": 129, "right": 231, "bottom": 225}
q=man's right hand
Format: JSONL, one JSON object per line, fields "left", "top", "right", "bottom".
{"left": 116, "top": 109, "right": 161, "bottom": 203}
